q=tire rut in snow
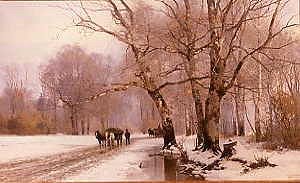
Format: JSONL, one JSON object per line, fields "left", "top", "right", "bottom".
{"left": 0, "top": 145, "right": 120, "bottom": 182}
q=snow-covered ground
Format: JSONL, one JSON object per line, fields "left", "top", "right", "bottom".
{"left": 0, "top": 134, "right": 146, "bottom": 163}
{"left": 0, "top": 135, "right": 97, "bottom": 163}
{"left": 1, "top": 134, "right": 299, "bottom": 181}
{"left": 183, "top": 135, "right": 300, "bottom": 180}
{"left": 65, "top": 137, "right": 164, "bottom": 182}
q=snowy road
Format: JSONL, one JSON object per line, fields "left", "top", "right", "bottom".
{"left": 0, "top": 145, "right": 113, "bottom": 182}
{"left": 65, "top": 137, "right": 164, "bottom": 182}
{"left": 0, "top": 135, "right": 163, "bottom": 182}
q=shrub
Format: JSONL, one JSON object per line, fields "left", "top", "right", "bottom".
{"left": 3, "top": 112, "right": 54, "bottom": 135}
{"left": 265, "top": 91, "right": 300, "bottom": 149}
{"left": 7, "top": 117, "right": 24, "bottom": 134}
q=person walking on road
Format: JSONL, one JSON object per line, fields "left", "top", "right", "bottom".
{"left": 125, "top": 129, "right": 131, "bottom": 145}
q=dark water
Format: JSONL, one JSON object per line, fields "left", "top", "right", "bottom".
{"left": 142, "top": 145, "right": 203, "bottom": 181}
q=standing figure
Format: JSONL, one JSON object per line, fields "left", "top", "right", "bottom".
{"left": 125, "top": 129, "right": 131, "bottom": 145}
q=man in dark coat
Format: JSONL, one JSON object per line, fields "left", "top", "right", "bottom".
{"left": 125, "top": 129, "right": 131, "bottom": 145}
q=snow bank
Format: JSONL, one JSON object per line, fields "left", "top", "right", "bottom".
{"left": 160, "top": 145, "right": 182, "bottom": 157}
{"left": 183, "top": 135, "right": 300, "bottom": 180}
{"left": 0, "top": 135, "right": 97, "bottom": 163}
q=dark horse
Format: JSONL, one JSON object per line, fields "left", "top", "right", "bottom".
{"left": 148, "top": 125, "right": 163, "bottom": 138}
{"left": 105, "top": 128, "right": 124, "bottom": 146}
{"left": 148, "top": 128, "right": 155, "bottom": 137}
{"left": 95, "top": 130, "right": 106, "bottom": 148}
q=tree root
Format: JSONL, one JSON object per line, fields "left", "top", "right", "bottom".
{"left": 199, "top": 143, "right": 222, "bottom": 155}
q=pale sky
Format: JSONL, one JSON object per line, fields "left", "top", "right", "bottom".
{"left": 0, "top": 1, "right": 124, "bottom": 95}
{"left": 0, "top": 2, "right": 123, "bottom": 64}
{"left": 0, "top": 0, "right": 299, "bottom": 96}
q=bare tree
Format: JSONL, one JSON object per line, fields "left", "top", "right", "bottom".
{"left": 62, "top": 0, "right": 296, "bottom": 150}
{"left": 199, "top": 0, "right": 296, "bottom": 152}
{"left": 40, "top": 45, "right": 109, "bottom": 135}
{"left": 153, "top": 0, "right": 295, "bottom": 152}
{"left": 157, "top": 0, "right": 209, "bottom": 147}
{"left": 68, "top": 0, "right": 185, "bottom": 147}
{"left": 2, "top": 65, "right": 28, "bottom": 118}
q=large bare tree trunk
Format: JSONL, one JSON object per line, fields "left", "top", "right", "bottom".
{"left": 132, "top": 44, "right": 177, "bottom": 148}
{"left": 184, "top": 57, "right": 205, "bottom": 148}
{"left": 204, "top": 93, "right": 221, "bottom": 145}
{"left": 148, "top": 90, "right": 176, "bottom": 149}
{"left": 203, "top": 0, "right": 225, "bottom": 153}
{"left": 202, "top": 89, "right": 222, "bottom": 153}
{"left": 191, "top": 81, "right": 205, "bottom": 147}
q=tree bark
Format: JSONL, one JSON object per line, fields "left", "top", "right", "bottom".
{"left": 183, "top": 56, "right": 205, "bottom": 148}
{"left": 131, "top": 43, "right": 177, "bottom": 148}
{"left": 191, "top": 81, "right": 205, "bottom": 147}
{"left": 203, "top": 0, "right": 226, "bottom": 153}
{"left": 202, "top": 88, "right": 222, "bottom": 153}
{"left": 148, "top": 90, "right": 176, "bottom": 149}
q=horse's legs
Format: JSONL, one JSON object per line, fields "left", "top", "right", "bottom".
{"left": 97, "top": 139, "right": 101, "bottom": 148}
{"left": 103, "top": 140, "right": 106, "bottom": 149}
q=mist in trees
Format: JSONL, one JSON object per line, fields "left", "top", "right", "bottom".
{"left": 0, "top": 0, "right": 299, "bottom": 151}
{"left": 40, "top": 45, "right": 111, "bottom": 135}
{"left": 66, "top": 0, "right": 298, "bottom": 151}
{"left": 0, "top": 64, "right": 47, "bottom": 134}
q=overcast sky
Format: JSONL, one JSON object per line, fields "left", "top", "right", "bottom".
{"left": 0, "top": 0, "right": 299, "bottom": 96}
{"left": 0, "top": 1, "right": 125, "bottom": 95}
